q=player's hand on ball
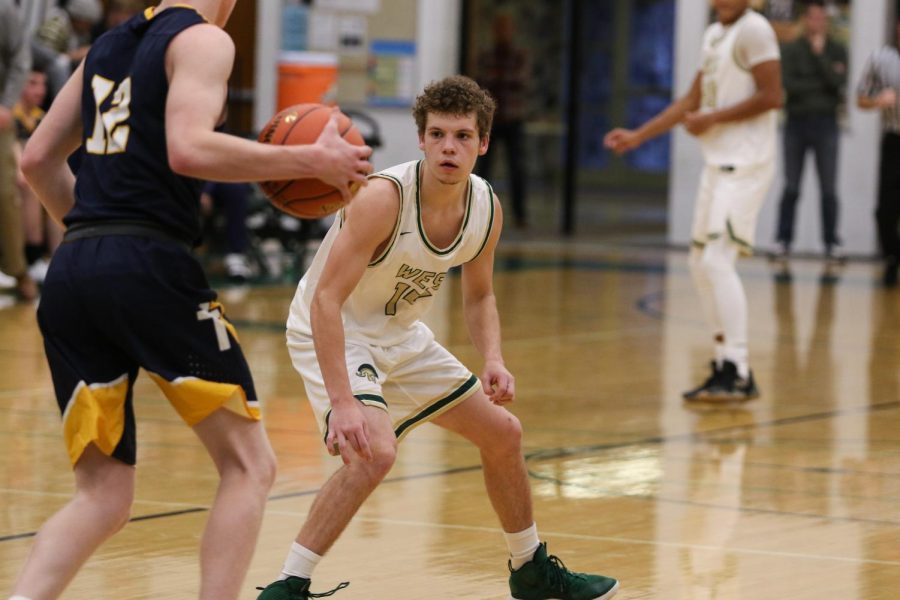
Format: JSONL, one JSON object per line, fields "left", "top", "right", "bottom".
{"left": 316, "top": 111, "right": 373, "bottom": 203}
{"left": 258, "top": 103, "right": 371, "bottom": 218}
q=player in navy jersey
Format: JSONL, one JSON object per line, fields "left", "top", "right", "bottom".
{"left": 9, "top": 1, "right": 372, "bottom": 599}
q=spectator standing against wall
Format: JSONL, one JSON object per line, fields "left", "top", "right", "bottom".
{"left": 857, "top": 17, "right": 900, "bottom": 287}
{"left": 0, "top": 0, "right": 37, "bottom": 301}
{"left": 774, "top": 0, "right": 847, "bottom": 261}
{"left": 475, "top": 12, "right": 530, "bottom": 229}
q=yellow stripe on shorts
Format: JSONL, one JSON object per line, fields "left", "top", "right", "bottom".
{"left": 148, "top": 372, "right": 260, "bottom": 426}
{"left": 62, "top": 374, "right": 130, "bottom": 466}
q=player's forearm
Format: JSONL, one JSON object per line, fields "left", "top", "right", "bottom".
{"left": 635, "top": 96, "right": 694, "bottom": 143}
{"left": 310, "top": 297, "right": 356, "bottom": 407}
{"left": 464, "top": 294, "right": 505, "bottom": 364}
{"left": 168, "top": 129, "right": 328, "bottom": 183}
{"left": 857, "top": 95, "right": 882, "bottom": 110}
{"left": 20, "top": 159, "right": 74, "bottom": 226}
{"left": 707, "top": 88, "right": 782, "bottom": 126}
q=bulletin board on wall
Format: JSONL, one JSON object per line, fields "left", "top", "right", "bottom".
{"left": 282, "top": 0, "right": 418, "bottom": 107}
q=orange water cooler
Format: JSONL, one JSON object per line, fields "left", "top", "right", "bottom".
{"left": 276, "top": 51, "right": 339, "bottom": 110}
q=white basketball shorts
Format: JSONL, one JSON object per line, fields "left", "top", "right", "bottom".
{"left": 286, "top": 323, "right": 480, "bottom": 442}
{"left": 691, "top": 161, "right": 775, "bottom": 255}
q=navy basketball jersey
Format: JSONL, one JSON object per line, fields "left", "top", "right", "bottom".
{"left": 66, "top": 7, "right": 207, "bottom": 243}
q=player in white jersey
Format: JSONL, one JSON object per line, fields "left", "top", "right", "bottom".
{"left": 604, "top": 0, "right": 781, "bottom": 402}
{"left": 257, "top": 76, "right": 619, "bottom": 600}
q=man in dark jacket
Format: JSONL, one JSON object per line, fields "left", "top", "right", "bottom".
{"left": 774, "top": 0, "right": 847, "bottom": 260}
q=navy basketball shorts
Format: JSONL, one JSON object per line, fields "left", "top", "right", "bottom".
{"left": 37, "top": 235, "right": 259, "bottom": 466}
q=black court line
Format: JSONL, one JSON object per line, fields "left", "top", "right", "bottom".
{"left": 4, "top": 399, "right": 899, "bottom": 544}
{"left": 525, "top": 399, "right": 900, "bottom": 464}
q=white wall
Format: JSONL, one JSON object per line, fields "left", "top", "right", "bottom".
{"left": 669, "top": 0, "right": 889, "bottom": 257}
{"left": 254, "top": 0, "right": 282, "bottom": 133}
{"left": 254, "top": 0, "right": 462, "bottom": 171}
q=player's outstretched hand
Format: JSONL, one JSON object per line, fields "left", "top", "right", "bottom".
{"left": 325, "top": 401, "right": 374, "bottom": 465}
{"left": 603, "top": 128, "right": 642, "bottom": 155}
{"left": 482, "top": 360, "right": 515, "bottom": 406}
{"left": 315, "top": 110, "right": 374, "bottom": 203}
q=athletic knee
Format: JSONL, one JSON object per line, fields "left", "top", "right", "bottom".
{"left": 254, "top": 446, "right": 278, "bottom": 491}
{"left": 220, "top": 444, "right": 278, "bottom": 492}
{"left": 78, "top": 488, "right": 133, "bottom": 532}
{"left": 688, "top": 248, "right": 706, "bottom": 277}
{"left": 700, "top": 244, "right": 737, "bottom": 277}
{"left": 482, "top": 412, "right": 523, "bottom": 455}
{"left": 366, "top": 441, "right": 398, "bottom": 481}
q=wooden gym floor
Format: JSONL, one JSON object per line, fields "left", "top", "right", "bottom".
{"left": 0, "top": 240, "right": 898, "bottom": 599}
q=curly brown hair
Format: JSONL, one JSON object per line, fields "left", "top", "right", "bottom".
{"left": 412, "top": 75, "right": 496, "bottom": 140}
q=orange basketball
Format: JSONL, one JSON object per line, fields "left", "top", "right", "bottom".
{"left": 257, "top": 103, "right": 366, "bottom": 219}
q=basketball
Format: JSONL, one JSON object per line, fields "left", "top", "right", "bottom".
{"left": 257, "top": 103, "right": 366, "bottom": 219}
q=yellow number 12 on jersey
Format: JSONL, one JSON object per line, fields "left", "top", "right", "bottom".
{"left": 85, "top": 75, "right": 132, "bottom": 155}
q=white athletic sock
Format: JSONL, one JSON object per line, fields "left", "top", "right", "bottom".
{"left": 279, "top": 542, "right": 322, "bottom": 580}
{"left": 10, "top": 595, "right": 33, "bottom": 600}
{"left": 504, "top": 523, "right": 540, "bottom": 570}
{"left": 724, "top": 344, "right": 750, "bottom": 379}
{"left": 714, "top": 337, "right": 726, "bottom": 368}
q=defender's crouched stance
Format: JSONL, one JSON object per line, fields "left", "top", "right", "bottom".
{"left": 256, "top": 76, "right": 619, "bottom": 600}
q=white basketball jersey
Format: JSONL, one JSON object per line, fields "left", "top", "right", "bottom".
{"left": 698, "top": 10, "right": 780, "bottom": 166}
{"left": 287, "top": 160, "right": 496, "bottom": 346}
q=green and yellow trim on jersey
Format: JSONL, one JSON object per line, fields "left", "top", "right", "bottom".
{"left": 147, "top": 372, "right": 260, "bottom": 426}
{"left": 62, "top": 374, "right": 130, "bottom": 466}
{"left": 415, "top": 160, "right": 473, "bottom": 256}
{"left": 468, "top": 176, "right": 496, "bottom": 263}
{"left": 144, "top": 4, "right": 206, "bottom": 21}
{"left": 393, "top": 374, "right": 479, "bottom": 441}
{"left": 368, "top": 171, "right": 405, "bottom": 266}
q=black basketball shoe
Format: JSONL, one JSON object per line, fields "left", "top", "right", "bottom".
{"left": 682, "top": 360, "right": 723, "bottom": 401}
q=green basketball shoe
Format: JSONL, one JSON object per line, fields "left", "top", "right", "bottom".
{"left": 256, "top": 576, "right": 349, "bottom": 599}
{"left": 508, "top": 543, "right": 618, "bottom": 600}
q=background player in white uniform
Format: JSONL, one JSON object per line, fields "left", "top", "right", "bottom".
{"left": 603, "top": 0, "right": 781, "bottom": 402}
{"left": 258, "top": 76, "right": 619, "bottom": 600}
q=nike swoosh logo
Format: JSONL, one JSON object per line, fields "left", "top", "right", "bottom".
{"left": 399, "top": 231, "right": 412, "bottom": 235}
